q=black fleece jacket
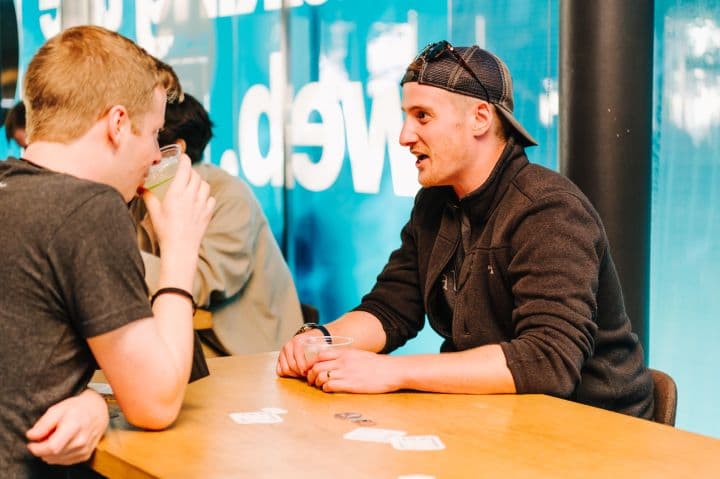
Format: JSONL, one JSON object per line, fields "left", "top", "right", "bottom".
{"left": 355, "top": 139, "right": 653, "bottom": 418}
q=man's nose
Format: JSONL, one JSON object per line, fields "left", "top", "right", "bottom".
{"left": 151, "top": 148, "right": 162, "bottom": 165}
{"left": 399, "top": 121, "right": 416, "bottom": 147}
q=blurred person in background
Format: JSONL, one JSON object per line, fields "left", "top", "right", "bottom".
{"left": 4, "top": 101, "right": 27, "bottom": 148}
{"left": 131, "top": 93, "right": 303, "bottom": 356}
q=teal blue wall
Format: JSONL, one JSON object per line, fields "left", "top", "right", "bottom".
{"left": 650, "top": 0, "right": 720, "bottom": 437}
{"left": 1, "top": 0, "right": 718, "bottom": 438}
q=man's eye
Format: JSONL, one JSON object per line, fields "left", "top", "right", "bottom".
{"left": 416, "top": 111, "right": 427, "bottom": 120}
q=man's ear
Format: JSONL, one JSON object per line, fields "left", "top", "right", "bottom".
{"left": 106, "top": 105, "right": 129, "bottom": 147}
{"left": 175, "top": 138, "right": 187, "bottom": 153}
{"left": 471, "top": 101, "right": 493, "bottom": 137}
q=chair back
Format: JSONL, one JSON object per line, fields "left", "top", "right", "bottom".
{"left": 193, "top": 308, "right": 214, "bottom": 330}
{"left": 649, "top": 368, "right": 677, "bottom": 426}
{"left": 301, "top": 303, "right": 320, "bottom": 324}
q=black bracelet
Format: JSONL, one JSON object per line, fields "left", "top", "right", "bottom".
{"left": 150, "top": 287, "right": 197, "bottom": 313}
{"left": 315, "top": 323, "right": 331, "bottom": 339}
{"left": 295, "top": 322, "right": 331, "bottom": 341}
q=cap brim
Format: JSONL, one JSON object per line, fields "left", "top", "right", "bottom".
{"left": 495, "top": 104, "right": 538, "bottom": 147}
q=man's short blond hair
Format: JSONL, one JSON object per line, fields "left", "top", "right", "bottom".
{"left": 23, "top": 25, "right": 181, "bottom": 143}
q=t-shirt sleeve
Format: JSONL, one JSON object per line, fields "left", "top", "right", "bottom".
{"left": 47, "top": 189, "right": 153, "bottom": 338}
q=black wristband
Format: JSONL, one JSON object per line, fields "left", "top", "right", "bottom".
{"left": 314, "top": 323, "right": 331, "bottom": 338}
{"left": 295, "top": 322, "right": 331, "bottom": 341}
{"left": 151, "top": 287, "right": 197, "bottom": 313}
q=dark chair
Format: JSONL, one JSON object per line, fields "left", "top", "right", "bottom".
{"left": 193, "top": 309, "right": 232, "bottom": 357}
{"left": 649, "top": 368, "right": 677, "bottom": 426}
{"left": 301, "top": 303, "right": 320, "bottom": 324}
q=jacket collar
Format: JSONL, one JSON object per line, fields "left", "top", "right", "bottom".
{"left": 451, "top": 137, "right": 529, "bottom": 222}
{"left": 423, "top": 139, "right": 529, "bottom": 301}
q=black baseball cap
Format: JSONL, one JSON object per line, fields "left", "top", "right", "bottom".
{"left": 401, "top": 41, "right": 538, "bottom": 147}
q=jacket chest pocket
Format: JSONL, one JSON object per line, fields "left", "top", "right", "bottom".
{"left": 453, "top": 248, "right": 514, "bottom": 349}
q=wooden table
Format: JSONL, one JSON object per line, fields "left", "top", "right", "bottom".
{"left": 91, "top": 353, "right": 720, "bottom": 478}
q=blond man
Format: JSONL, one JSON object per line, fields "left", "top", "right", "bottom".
{"left": 0, "top": 26, "right": 214, "bottom": 477}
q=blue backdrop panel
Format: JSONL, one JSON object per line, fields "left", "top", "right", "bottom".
{"left": 650, "top": 0, "right": 720, "bottom": 437}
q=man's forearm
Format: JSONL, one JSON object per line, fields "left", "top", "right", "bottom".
{"left": 391, "top": 344, "right": 517, "bottom": 394}
{"left": 150, "top": 252, "right": 198, "bottom": 382}
{"left": 324, "top": 311, "right": 388, "bottom": 353}
{"left": 88, "top": 254, "right": 198, "bottom": 430}
{"left": 87, "top": 312, "right": 193, "bottom": 430}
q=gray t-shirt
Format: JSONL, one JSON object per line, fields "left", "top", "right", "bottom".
{"left": 0, "top": 157, "right": 152, "bottom": 477}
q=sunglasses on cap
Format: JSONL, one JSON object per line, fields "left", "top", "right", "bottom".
{"left": 415, "top": 40, "right": 491, "bottom": 101}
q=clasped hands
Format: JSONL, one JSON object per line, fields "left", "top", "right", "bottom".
{"left": 276, "top": 334, "right": 400, "bottom": 394}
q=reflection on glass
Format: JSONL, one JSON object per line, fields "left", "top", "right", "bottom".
{"left": 665, "top": 16, "right": 720, "bottom": 144}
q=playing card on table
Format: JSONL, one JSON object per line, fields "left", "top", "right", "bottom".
{"left": 343, "top": 427, "right": 406, "bottom": 443}
{"left": 229, "top": 411, "right": 283, "bottom": 424}
{"left": 391, "top": 435, "right": 445, "bottom": 451}
{"left": 87, "top": 382, "right": 113, "bottom": 396}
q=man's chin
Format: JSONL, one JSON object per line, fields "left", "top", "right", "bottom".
{"left": 417, "top": 175, "right": 434, "bottom": 188}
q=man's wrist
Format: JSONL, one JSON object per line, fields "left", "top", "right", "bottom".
{"left": 158, "top": 258, "right": 197, "bottom": 292}
{"left": 151, "top": 287, "right": 197, "bottom": 312}
{"left": 295, "top": 322, "right": 330, "bottom": 337}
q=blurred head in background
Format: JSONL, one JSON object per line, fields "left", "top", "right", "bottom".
{"left": 4, "top": 101, "right": 27, "bottom": 148}
{"left": 158, "top": 93, "right": 214, "bottom": 165}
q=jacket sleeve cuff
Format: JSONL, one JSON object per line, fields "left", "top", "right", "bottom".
{"left": 352, "top": 303, "right": 413, "bottom": 354}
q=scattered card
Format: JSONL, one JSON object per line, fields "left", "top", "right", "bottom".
{"left": 229, "top": 411, "right": 283, "bottom": 424}
{"left": 343, "top": 427, "right": 406, "bottom": 443}
{"left": 88, "top": 382, "right": 113, "bottom": 395}
{"left": 391, "top": 435, "right": 445, "bottom": 451}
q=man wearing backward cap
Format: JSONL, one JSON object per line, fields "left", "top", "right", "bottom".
{"left": 278, "top": 41, "right": 654, "bottom": 419}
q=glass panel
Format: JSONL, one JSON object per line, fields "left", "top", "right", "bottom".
{"left": 651, "top": 0, "right": 720, "bottom": 436}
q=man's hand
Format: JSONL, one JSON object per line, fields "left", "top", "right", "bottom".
{"left": 26, "top": 389, "right": 109, "bottom": 465}
{"left": 305, "top": 349, "right": 401, "bottom": 394}
{"left": 277, "top": 312, "right": 389, "bottom": 380}
{"left": 143, "top": 155, "right": 215, "bottom": 267}
{"left": 276, "top": 330, "right": 324, "bottom": 378}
